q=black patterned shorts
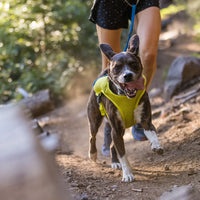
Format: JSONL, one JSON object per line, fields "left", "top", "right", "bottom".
{"left": 89, "top": 0, "right": 160, "bottom": 30}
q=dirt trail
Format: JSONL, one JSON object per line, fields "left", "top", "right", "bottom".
{"left": 41, "top": 82, "right": 200, "bottom": 199}
{"left": 38, "top": 15, "right": 200, "bottom": 200}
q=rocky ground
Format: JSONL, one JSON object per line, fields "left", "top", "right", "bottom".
{"left": 37, "top": 11, "right": 200, "bottom": 200}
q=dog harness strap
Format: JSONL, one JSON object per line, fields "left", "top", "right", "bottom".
{"left": 93, "top": 76, "right": 146, "bottom": 128}
{"left": 93, "top": 76, "right": 109, "bottom": 119}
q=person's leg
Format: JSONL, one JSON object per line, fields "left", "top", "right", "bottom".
{"left": 134, "top": 7, "right": 161, "bottom": 90}
{"left": 132, "top": 7, "right": 162, "bottom": 146}
{"left": 101, "top": 118, "right": 112, "bottom": 156}
{"left": 96, "top": 25, "right": 122, "bottom": 70}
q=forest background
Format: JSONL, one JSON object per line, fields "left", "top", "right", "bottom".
{"left": 0, "top": 0, "right": 200, "bottom": 104}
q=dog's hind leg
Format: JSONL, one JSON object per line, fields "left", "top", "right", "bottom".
{"left": 102, "top": 119, "right": 112, "bottom": 156}
{"left": 88, "top": 115, "right": 103, "bottom": 161}
{"left": 87, "top": 93, "right": 103, "bottom": 162}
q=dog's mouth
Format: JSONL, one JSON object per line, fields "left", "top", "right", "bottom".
{"left": 118, "top": 76, "right": 145, "bottom": 98}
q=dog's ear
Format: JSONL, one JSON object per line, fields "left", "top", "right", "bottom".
{"left": 127, "top": 34, "right": 139, "bottom": 55}
{"left": 100, "top": 44, "right": 115, "bottom": 60}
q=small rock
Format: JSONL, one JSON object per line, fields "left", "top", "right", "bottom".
{"left": 86, "top": 185, "right": 93, "bottom": 191}
{"left": 71, "top": 183, "right": 79, "bottom": 187}
{"left": 164, "top": 56, "right": 200, "bottom": 100}
{"left": 188, "top": 168, "right": 197, "bottom": 176}
{"left": 66, "top": 177, "right": 72, "bottom": 182}
{"left": 196, "top": 95, "right": 200, "bottom": 103}
{"left": 80, "top": 193, "right": 89, "bottom": 200}
{"left": 165, "top": 165, "right": 170, "bottom": 171}
{"left": 102, "top": 160, "right": 107, "bottom": 164}
{"left": 160, "top": 185, "right": 200, "bottom": 200}
{"left": 131, "top": 188, "right": 143, "bottom": 192}
{"left": 147, "top": 157, "right": 154, "bottom": 162}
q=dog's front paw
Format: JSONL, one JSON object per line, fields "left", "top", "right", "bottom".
{"left": 151, "top": 143, "right": 164, "bottom": 155}
{"left": 111, "top": 162, "right": 121, "bottom": 169}
{"left": 88, "top": 152, "right": 97, "bottom": 162}
{"left": 122, "top": 172, "right": 135, "bottom": 182}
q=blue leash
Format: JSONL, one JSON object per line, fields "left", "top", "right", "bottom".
{"left": 124, "top": 4, "right": 136, "bottom": 51}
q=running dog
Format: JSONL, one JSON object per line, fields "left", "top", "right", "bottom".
{"left": 87, "top": 34, "right": 163, "bottom": 182}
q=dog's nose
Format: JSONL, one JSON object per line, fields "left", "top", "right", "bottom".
{"left": 124, "top": 73, "right": 133, "bottom": 82}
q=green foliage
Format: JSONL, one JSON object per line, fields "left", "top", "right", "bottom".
{"left": 174, "top": 0, "right": 200, "bottom": 41}
{"left": 186, "top": 0, "right": 200, "bottom": 42}
{"left": 160, "top": 4, "right": 185, "bottom": 19}
{"left": 0, "top": 0, "right": 97, "bottom": 103}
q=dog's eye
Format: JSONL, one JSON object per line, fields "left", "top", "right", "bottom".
{"left": 113, "top": 64, "right": 122, "bottom": 73}
{"left": 128, "top": 61, "right": 135, "bottom": 66}
{"left": 134, "top": 64, "right": 141, "bottom": 72}
{"left": 129, "top": 61, "right": 141, "bottom": 72}
{"left": 129, "top": 61, "right": 137, "bottom": 66}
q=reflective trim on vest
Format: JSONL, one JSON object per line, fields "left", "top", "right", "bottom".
{"left": 93, "top": 76, "right": 146, "bottom": 128}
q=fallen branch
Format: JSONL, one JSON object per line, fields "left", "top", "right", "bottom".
{"left": 179, "top": 92, "right": 199, "bottom": 104}
{"left": 131, "top": 188, "right": 143, "bottom": 192}
{"left": 174, "top": 87, "right": 200, "bottom": 100}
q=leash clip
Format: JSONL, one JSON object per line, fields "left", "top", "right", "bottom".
{"left": 124, "top": 0, "right": 139, "bottom": 7}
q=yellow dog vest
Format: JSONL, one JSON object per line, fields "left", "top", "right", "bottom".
{"left": 93, "top": 76, "right": 146, "bottom": 128}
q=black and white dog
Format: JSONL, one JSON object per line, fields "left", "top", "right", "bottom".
{"left": 87, "top": 34, "right": 163, "bottom": 182}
